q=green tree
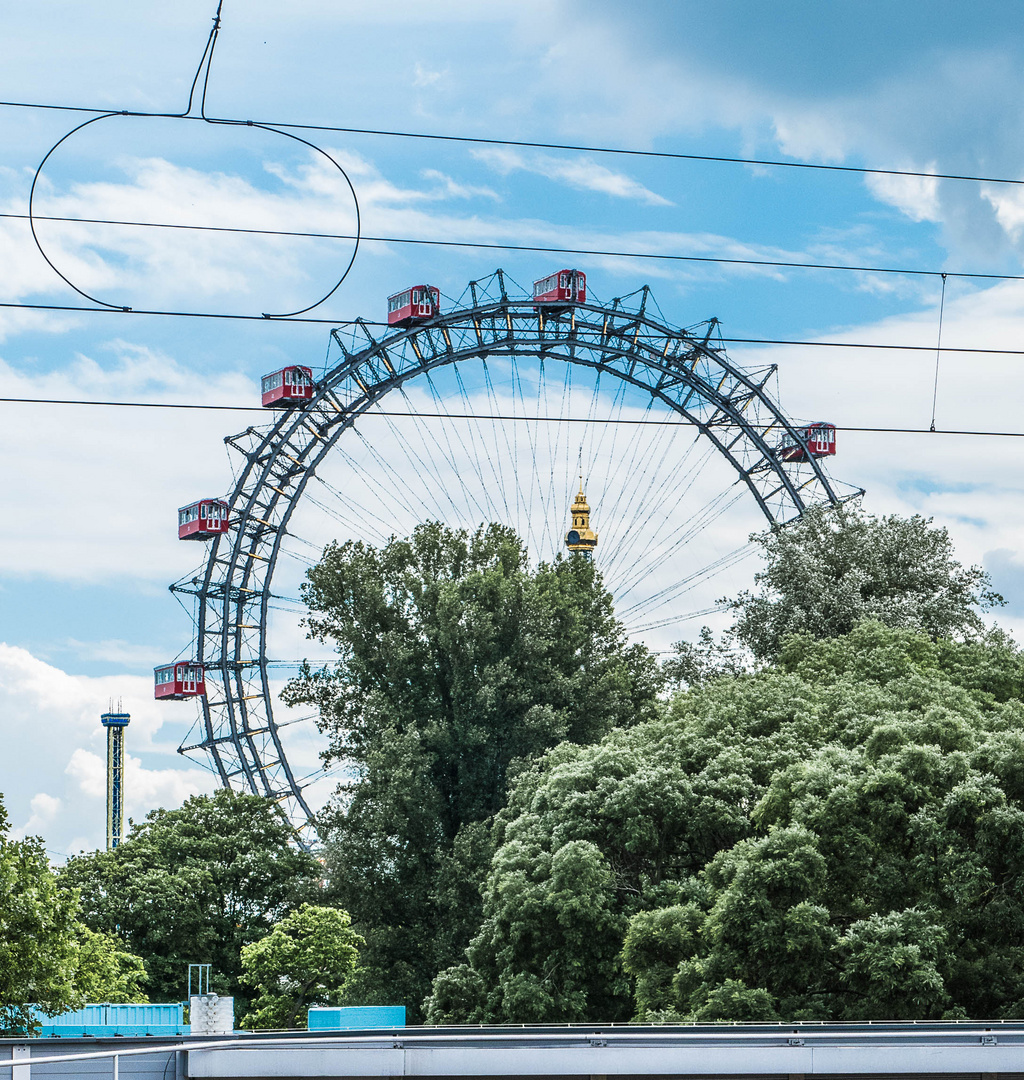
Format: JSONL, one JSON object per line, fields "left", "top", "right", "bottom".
{"left": 669, "top": 504, "right": 1004, "bottom": 681}
{"left": 429, "top": 623, "right": 1024, "bottom": 1023}
{"left": 729, "top": 502, "right": 1003, "bottom": 663}
{"left": 285, "top": 522, "right": 660, "bottom": 1018}
{"left": 0, "top": 797, "right": 82, "bottom": 1035}
{"left": 73, "top": 927, "right": 148, "bottom": 1004}
{"left": 240, "top": 904, "right": 362, "bottom": 1029}
{"left": 59, "top": 790, "right": 319, "bottom": 1008}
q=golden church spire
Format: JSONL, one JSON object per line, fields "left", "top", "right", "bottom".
{"left": 565, "top": 476, "right": 598, "bottom": 556}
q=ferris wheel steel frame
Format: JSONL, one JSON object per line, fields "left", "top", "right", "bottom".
{"left": 172, "top": 271, "right": 860, "bottom": 838}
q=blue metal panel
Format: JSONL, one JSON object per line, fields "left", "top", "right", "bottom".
{"left": 34, "top": 1002, "right": 188, "bottom": 1037}
{"left": 307, "top": 1005, "right": 406, "bottom": 1030}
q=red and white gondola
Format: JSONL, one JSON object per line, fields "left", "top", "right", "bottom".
{"left": 178, "top": 499, "right": 230, "bottom": 540}
{"left": 387, "top": 285, "right": 440, "bottom": 327}
{"left": 154, "top": 661, "right": 206, "bottom": 700}
{"left": 532, "top": 269, "right": 586, "bottom": 307}
{"left": 261, "top": 366, "right": 314, "bottom": 409}
{"left": 778, "top": 422, "right": 836, "bottom": 462}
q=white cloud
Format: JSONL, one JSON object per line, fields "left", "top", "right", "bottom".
{"left": 982, "top": 185, "right": 1024, "bottom": 244}
{"left": 65, "top": 639, "right": 168, "bottom": 666}
{"left": 1, "top": 644, "right": 215, "bottom": 854}
{"left": 412, "top": 63, "right": 447, "bottom": 88}
{"left": 736, "top": 278, "right": 1024, "bottom": 630}
{"left": 16, "top": 792, "right": 62, "bottom": 838}
{"left": 472, "top": 148, "right": 673, "bottom": 207}
{"left": 0, "top": 343, "right": 252, "bottom": 584}
{"left": 419, "top": 169, "right": 499, "bottom": 201}
{"left": 865, "top": 169, "right": 942, "bottom": 223}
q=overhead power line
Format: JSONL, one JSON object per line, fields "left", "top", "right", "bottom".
{"left": 2, "top": 395, "right": 1024, "bottom": 439}
{"left": 0, "top": 299, "right": 1016, "bottom": 356}
{"left": 2, "top": 97, "right": 1024, "bottom": 188}
{"left": 7, "top": 211, "right": 1023, "bottom": 283}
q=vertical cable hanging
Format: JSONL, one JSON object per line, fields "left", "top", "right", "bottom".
{"left": 930, "top": 273, "right": 947, "bottom": 432}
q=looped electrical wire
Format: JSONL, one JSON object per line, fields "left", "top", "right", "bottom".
{"left": 26, "top": 0, "right": 360, "bottom": 319}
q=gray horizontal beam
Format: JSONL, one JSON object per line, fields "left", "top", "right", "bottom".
{"left": 185, "top": 1030, "right": 1024, "bottom": 1079}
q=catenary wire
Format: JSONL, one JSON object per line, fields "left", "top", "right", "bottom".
{"left": 1, "top": 299, "right": 1022, "bottom": 356}
{"left": 3, "top": 396, "right": 1024, "bottom": 438}
{"left": 3, "top": 97, "right": 1024, "bottom": 188}
{"left": 6, "top": 211, "right": 1024, "bottom": 283}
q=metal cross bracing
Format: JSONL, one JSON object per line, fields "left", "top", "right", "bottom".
{"left": 171, "top": 271, "right": 862, "bottom": 839}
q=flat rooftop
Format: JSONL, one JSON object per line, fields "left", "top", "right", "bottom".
{"left": 3, "top": 1022, "right": 1023, "bottom": 1080}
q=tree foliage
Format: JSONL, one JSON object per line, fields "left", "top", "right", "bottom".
{"left": 427, "top": 622, "right": 1024, "bottom": 1023}
{"left": 240, "top": 904, "right": 362, "bottom": 1029}
{"left": 0, "top": 797, "right": 82, "bottom": 1035}
{"left": 285, "top": 522, "right": 661, "bottom": 1018}
{"left": 0, "top": 796, "right": 147, "bottom": 1036}
{"left": 72, "top": 927, "right": 149, "bottom": 1005}
{"left": 59, "top": 790, "right": 319, "bottom": 1007}
{"left": 668, "top": 504, "right": 1004, "bottom": 684}
{"left": 728, "top": 502, "right": 1003, "bottom": 662}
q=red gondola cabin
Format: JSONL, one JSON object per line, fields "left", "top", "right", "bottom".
{"left": 387, "top": 285, "right": 440, "bottom": 327}
{"left": 261, "top": 366, "right": 314, "bottom": 408}
{"left": 154, "top": 662, "right": 206, "bottom": 700}
{"left": 532, "top": 269, "right": 586, "bottom": 306}
{"left": 779, "top": 422, "right": 837, "bottom": 462}
{"left": 178, "top": 499, "right": 230, "bottom": 540}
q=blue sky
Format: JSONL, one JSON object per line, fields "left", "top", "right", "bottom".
{"left": 5, "top": 0, "right": 1024, "bottom": 854}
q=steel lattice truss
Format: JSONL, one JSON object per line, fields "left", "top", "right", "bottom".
{"left": 171, "top": 272, "right": 862, "bottom": 838}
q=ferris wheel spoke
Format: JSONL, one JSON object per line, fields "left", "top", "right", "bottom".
{"left": 602, "top": 437, "right": 714, "bottom": 585}
{"left": 582, "top": 373, "right": 629, "bottom": 486}
{"left": 621, "top": 542, "right": 752, "bottom": 618}
{"left": 350, "top": 421, "right": 457, "bottom": 525}
{"left": 613, "top": 488, "right": 748, "bottom": 604}
{"left": 495, "top": 353, "right": 536, "bottom": 555}
{"left": 511, "top": 354, "right": 557, "bottom": 558}
{"left": 625, "top": 603, "right": 732, "bottom": 635}
{"left": 591, "top": 398, "right": 666, "bottom": 558}
{"left": 321, "top": 447, "right": 430, "bottom": 538}
{"left": 420, "top": 369, "right": 509, "bottom": 528}
{"left": 537, "top": 357, "right": 575, "bottom": 558}
{"left": 613, "top": 488, "right": 738, "bottom": 604}
{"left": 444, "top": 365, "right": 513, "bottom": 527}
{"left": 366, "top": 402, "right": 475, "bottom": 527}
{"left": 621, "top": 544, "right": 757, "bottom": 627}
{"left": 489, "top": 355, "right": 542, "bottom": 556}
{"left": 303, "top": 490, "right": 388, "bottom": 546}
{"left": 610, "top": 483, "right": 737, "bottom": 598}
{"left": 599, "top": 423, "right": 707, "bottom": 585}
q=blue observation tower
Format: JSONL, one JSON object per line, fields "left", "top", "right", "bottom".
{"left": 100, "top": 709, "right": 131, "bottom": 850}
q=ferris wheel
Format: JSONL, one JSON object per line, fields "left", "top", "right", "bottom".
{"left": 164, "top": 269, "right": 861, "bottom": 841}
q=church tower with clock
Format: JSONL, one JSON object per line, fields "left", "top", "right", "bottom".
{"left": 565, "top": 479, "right": 598, "bottom": 557}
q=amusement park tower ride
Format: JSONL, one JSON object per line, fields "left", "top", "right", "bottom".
{"left": 565, "top": 479, "right": 598, "bottom": 557}
{"left": 100, "top": 708, "right": 130, "bottom": 850}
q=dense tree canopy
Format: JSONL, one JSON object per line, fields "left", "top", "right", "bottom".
{"left": 427, "top": 623, "right": 1024, "bottom": 1022}
{"left": 668, "top": 504, "right": 1003, "bottom": 682}
{"left": 286, "top": 522, "right": 661, "bottom": 1018}
{"left": 1, "top": 797, "right": 82, "bottom": 1035}
{"left": 1, "top": 795, "right": 147, "bottom": 1035}
{"left": 240, "top": 904, "right": 362, "bottom": 1029}
{"left": 59, "top": 790, "right": 319, "bottom": 1007}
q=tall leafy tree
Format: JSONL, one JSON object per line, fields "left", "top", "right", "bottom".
{"left": 73, "top": 927, "right": 149, "bottom": 1005}
{"left": 59, "top": 789, "right": 319, "bottom": 1007}
{"left": 0, "top": 795, "right": 147, "bottom": 1035}
{"left": 668, "top": 503, "right": 1003, "bottom": 681}
{"left": 284, "top": 522, "right": 661, "bottom": 1018}
{"left": 428, "top": 623, "right": 1024, "bottom": 1023}
{"left": 240, "top": 904, "right": 362, "bottom": 1029}
{"left": 731, "top": 502, "right": 1003, "bottom": 660}
{"left": 0, "top": 796, "right": 81, "bottom": 1035}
